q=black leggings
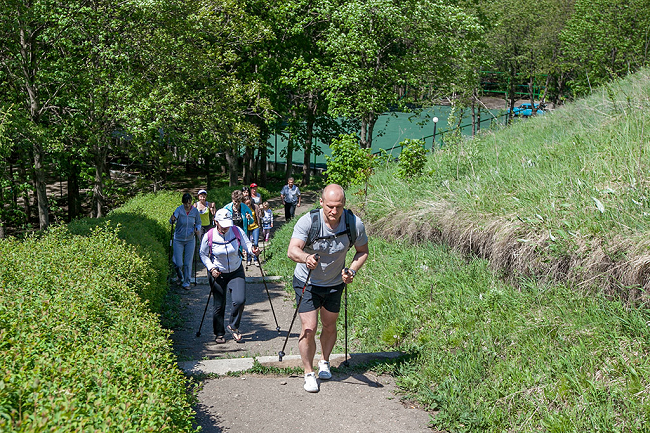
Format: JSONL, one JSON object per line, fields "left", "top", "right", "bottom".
{"left": 209, "top": 264, "right": 246, "bottom": 336}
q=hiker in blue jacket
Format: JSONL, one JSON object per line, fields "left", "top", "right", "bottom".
{"left": 170, "top": 192, "right": 202, "bottom": 289}
{"left": 199, "top": 208, "right": 260, "bottom": 344}
{"left": 224, "top": 189, "right": 254, "bottom": 236}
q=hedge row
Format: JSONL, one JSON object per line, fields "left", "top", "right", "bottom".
{"left": 0, "top": 190, "right": 196, "bottom": 432}
{"left": 67, "top": 191, "right": 180, "bottom": 314}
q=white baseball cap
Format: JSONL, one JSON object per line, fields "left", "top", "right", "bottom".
{"left": 214, "top": 208, "right": 233, "bottom": 227}
{"left": 198, "top": 189, "right": 207, "bottom": 196}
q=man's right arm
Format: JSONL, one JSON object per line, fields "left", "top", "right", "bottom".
{"left": 288, "top": 237, "right": 319, "bottom": 269}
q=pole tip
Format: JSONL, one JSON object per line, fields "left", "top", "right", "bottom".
{"left": 195, "top": 332, "right": 201, "bottom": 337}
{"left": 278, "top": 351, "right": 284, "bottom": 362}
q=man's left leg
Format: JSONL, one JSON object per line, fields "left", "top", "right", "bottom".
{"left": 318, "top": 308, "right": 339, "bottom": 380}
{"left": 298, "top": 310, "right": 320, "bottom": 392}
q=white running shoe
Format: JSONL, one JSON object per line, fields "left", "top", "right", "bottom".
{"left": 304, "top": 372, "right": 319, "bottom": 392}
{"left": 318, "top": 360, "right": 332, "bottom": 380}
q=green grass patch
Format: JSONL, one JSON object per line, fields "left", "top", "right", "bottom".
{"left": 366, "top": 71, "right": 650, "bottom": 239}
{"left": 345, "top": 237, "right": 650, "bottom": 431}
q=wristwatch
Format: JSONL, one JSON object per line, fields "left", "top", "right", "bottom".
{"left": 347, "top": 268, "right": 356, "bottom": 277}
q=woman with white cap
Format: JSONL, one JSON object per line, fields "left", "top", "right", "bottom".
{"left": 193, "top": 188, "right": 216, "bottom": 237}
{"left": 199, "top": 208, "right": 261, "bottom": 343}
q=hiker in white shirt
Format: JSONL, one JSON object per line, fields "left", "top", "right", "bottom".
{"left": 199, "top": 208, "right": 260, "bottom": 344}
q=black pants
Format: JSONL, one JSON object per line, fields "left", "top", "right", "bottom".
{"left": 284, "top": 202, "right": 297, "bottom": 221}
{"left": 209, "top": 264, "right": 246, "bottom": 336}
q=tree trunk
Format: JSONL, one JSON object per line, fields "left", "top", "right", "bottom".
{"left": 508, "top": 67, "right": 517, "bottom": 124}
{"left": 16, "top": 160, "right": 30, "bottom": 223}
{"left": 471, "top": 97, "right": 476, "bottom": 135}
{"left": 242, "top": 146, "right": 253, "bottom": 184}
{"left": 204, "top": 153, "right": 212, "bottom": 190}
{"left": 360, "top": 111, "right": 376, "bottom": 149}
{"left": 260, "top": 144, "right": 268, "bottom": 185}
{"left": 67, "top": 162, "right": 81, "bottom": 221}
{"left": 32, "top": 142, "right": 49, "bottom": 229}
{"left": 285, "top": 134, "right": 294, "bottom": 180}
{"left": 91, "top": 141, "right": 108, "bottom": 218}
{"left": 259, "top": 122, "right": 269, "bottom": 186}
{"left": 302, "top": 113, "right": 315, "bottom": 186}
{"left": 475, "top": 92, "right": 481, "bottom": 133}
{"left": 9, "top": 161, "right": 16, "bottom": 207}
{"left": 528, "top": 76, "right": 537, "bottom": 116}
{"left": 225, "top": 146, "right": 239, "bottom": 186}
{"left": 302, "top": 93, "right": 318, "bottom": 185}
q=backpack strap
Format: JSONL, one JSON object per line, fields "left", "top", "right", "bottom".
{"left": 207, "top": 228, "right": 214, "bottom": 261}
{"left": 344, "top": 209, "right": 357, "bottom": 248}
{"left": 206, "top": 227, "right": 243, "bottom": 261}
{"left": 305, "top": 209, "right": 321, "bottom": 248}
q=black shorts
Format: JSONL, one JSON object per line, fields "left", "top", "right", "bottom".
{"left": 293, "top": 276, "right": 344, "bottom": 313}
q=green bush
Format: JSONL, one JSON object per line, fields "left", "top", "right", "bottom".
{"left": 396, "top": 138, "right": 427, "bottom": 179}
{"left": 68, "top": 191, "right": 180, "bottom": 313}
{"left": 0, "top": 225, "right": 195, "bottom": 432}
{"left": 324, "top": 133, "right": 373, "bottom": 188}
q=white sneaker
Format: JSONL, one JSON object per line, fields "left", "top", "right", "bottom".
{"left": 318, "top": 360, "right": 332, "bottom": 380}
{"left": 304, "top": 372, "right": 319, "bottom": 392}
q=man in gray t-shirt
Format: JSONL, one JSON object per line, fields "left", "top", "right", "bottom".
{"left": 287, "top": 184, "right": 369, "bottom": 393}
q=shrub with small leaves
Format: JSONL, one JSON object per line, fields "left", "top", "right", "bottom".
{"left": 396, "top": 138, "right": 427, "bottom": 179}
{"left": 325, "top": 133, "right": 373, "bottom": 188}
{"left": 0, "top": 225, "right": 195, "bottom": 432}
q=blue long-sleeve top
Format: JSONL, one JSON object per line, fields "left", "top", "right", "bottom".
{"left": 223, "top": 202, "right": 254, "bottom": 234}
{"left": 170, "top": 205, "right": 201, "bottom": 241}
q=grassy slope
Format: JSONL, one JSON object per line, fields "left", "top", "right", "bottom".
{"left": 264, "top": 70, "right": 650, "bottom": 431}
{"left": 363, "top": 69, "right": 650, "bottom": 304}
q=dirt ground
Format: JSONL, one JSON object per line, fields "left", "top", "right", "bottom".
{"left": 169, "top": 195, "right": 436, "bottom": 432}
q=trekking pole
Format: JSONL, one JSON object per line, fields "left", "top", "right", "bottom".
{"left": 196, "top": 283, "right": 213, "bottom": 337}
{"left": 343, "top": 281, "right": 349, "bottom": 367}
{"left": 278, "top": 254, "right": 320, "bottom": 362}
{"left": 342, "top": 268, "right": 356, "bottom": 366}
{"left": 257, "top": 258, "right": 281, "bottom": 333}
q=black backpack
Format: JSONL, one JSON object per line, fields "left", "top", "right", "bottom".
{"left": 305, "top": 208, "right": 357, "bottom": 250}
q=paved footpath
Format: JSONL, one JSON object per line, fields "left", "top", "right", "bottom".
{"left": 171, "top": 194, "right": 434, "bottom": 432}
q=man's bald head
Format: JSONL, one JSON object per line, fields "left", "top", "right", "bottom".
{"left": 320, "top": 184, "right": 346, "bottom": 225}
{"left": 321, "top": 184, "right": 346, "bottom": 204}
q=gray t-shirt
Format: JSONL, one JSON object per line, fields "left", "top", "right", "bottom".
{"left": 292, "top": 209, "right": 368, "bottom": 286}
